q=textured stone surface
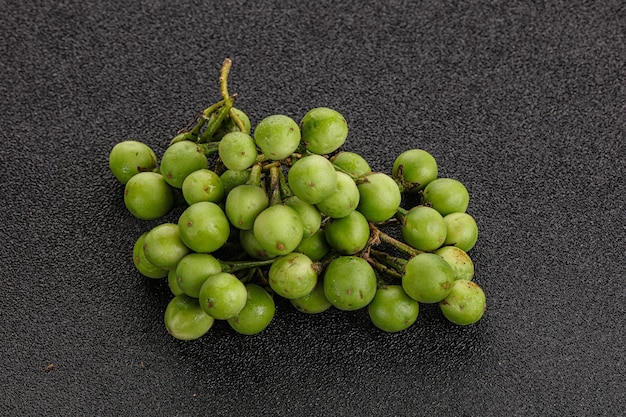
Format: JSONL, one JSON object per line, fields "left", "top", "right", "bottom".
{"left": 1, "top": 1, "right": 624, "bottom": 415}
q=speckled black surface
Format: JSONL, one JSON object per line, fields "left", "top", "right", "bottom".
{"left": 1, "top": 1, "right": 625, "bottom": 416}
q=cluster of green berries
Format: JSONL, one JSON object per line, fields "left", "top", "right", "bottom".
{"left": 108, "top": 59, "right": 486, "bottom": 341}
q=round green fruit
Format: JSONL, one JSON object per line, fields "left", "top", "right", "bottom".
{"left": 368, "top": 285, "right": 420, "bottom": 333}
{"left": 124, "top": 172, "right": 174, "bottom": 220}
{"left": 268, "top": 252, "right": 318, "bottom": 299}
{"left": 400, "top": 205, "right": 447, "bottom": 252}
{"left": 423, "top": 178, "right": 470, "bottom": 216}
{"left": 300, "top": 107, "right": 348, "bottom": 155}
{"left": 143, "top": 223, "right": 190, "bottom": 270}
{"left": 178, "top": 202, "right": 230, "bottom": 253}
{"left": 435, "top": 246, "right": 474, "bottom": 281}
{"left": 198, "top": 272, "right": 248, "bottom": 320}
{"left": 288, "top": 154, "right": 338, "bottom": 205}
{"left": 253, "top": 114, "right": 300, "bottom": 160}
{"left": 290, "top": 281, "right": 332, "bottom": 314}
{"left": 132, "top": 232, "right": 168, "bottom": 279}
{"left": 439, "top": 280, "right": 486, "bottom": 325}
{"left": 228, "top": 284, "right": 275, "bottom": 335}
{"left": 323, "top": 256, "right": 377, "bottom": 311}
{"left": 160, "top": 141, "right": 208, "bottom": 188}
{"left": 443, "top": 212, "right": 478, "bottom": 252}
{"left": 164, "top": 294, "right": 215, "bottom": 341}
{"left": 356, "top": 173, "right": 401, "bottom": 222}
{"left": 181, "top": 169, "right": 224, "bottom": 205}
{"left": 109, "top": 140, "right": 158, "bottom": 184}
{"left": 392, "top": 149, "right": 438, "bottom": 192}
{"left": 402, "top": 253, "right": 455, "bottom": 304}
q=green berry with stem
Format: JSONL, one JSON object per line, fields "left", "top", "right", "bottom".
{"left": 218, "top": 132, "right": 258, "bottom": 171}
{"left": 253, "top": 205, "right": 304, "bottom": 256}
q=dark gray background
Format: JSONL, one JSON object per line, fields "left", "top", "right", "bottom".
{"left": 1, "top": 1, "right": 624, "bottom": 415}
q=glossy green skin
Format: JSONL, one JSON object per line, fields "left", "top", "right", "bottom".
{"left": 143, "top": 223, "right": 190, "bottom": 270}
{"left": 181, "top": 169, "right": 224, "bottom": 205}
{"left": 392, "top": 149, "right": 438, "bottom": 191}
{"left": 175, "top": 253, "right": 223, "bottom": 298}
{"left": 323, "top": 256, "right": 377, "bottom": 311}
{"left": 198, "top": 272, "right": 248, "bottom": 320}
{"left": 167, "top": 268, "right": 184, "bottom": 296}
{"left": 423, "top": 178, "right": 470, "bottom": 216}
{"left": 443, "top": 212, "right": 478, "bottom": 252}
{"left": 178, "top": 202, "right": 230, "bottom": 253}
{"left": 160, "top": 141, "right": 208, "bottom": 188}
{"left": 290, "top": 281, "right": 332, "bottom": 314}
{"left": 356, "top": 172, "right": 401, "bottom": 222}
{"left": 439, "top": 280, "right": 486, "bottom": 325}
{"left": 227, "top": 284, "right": 276, "bottom": 335}
{"left": 132, "top": 232, "right": 168, "bottom": 279}
{"left": 288, "top": 155, "right": 338, "bottom": 205}
{"left": 225, "top": 184, "right": 269, "bottom": 230}
{"left": 435, "top": 246, "right": 474, "bottom": 281}
{"left": 331, "top": 151, "right": 371, "bottom": 178}
{"left": 368, "top": 285, "right": 420, "bottom": 333}
{"left": 239, "top": 229, "right": 277, "bottom": 260}
{"left": 164, "top": 294, "right": 215, "bottom": 341}
{"left": 402, "top": 253, "right": 454, "bottom": 304}
{"left": 316, "top": 171, "right": 360, "bottom": 219}
{"left": 220, "top": 169, "right": 251, "bottom": 195}
{"left": 124, "top": 172, "right": 175, "bottom": 220}
{"left": 284, "top": 196, "right": 322, "bottom": 237}
{"left": 401, "top": 205, "right": 447, "bottom": 252}
{"left": 294, "top": 229, "right": 330, "bottom": 261}
{"left": 300, "top": 107, "right": 348, "bottom": 155}
{"left": 268, "top": 252, "right": 318, "bottom": 299}
{"left": 109, "top": 140, "right": 158, "bottom": 184}
{"left": 253, "top": 114, "right": 300, "bottom": 160}
{"left": 324, "top": 210, "right": 370, "bottom": 255}
{"left": 253, "top": 205, "right": 303, "bottom": 256}
{"left": 218, "top": 132, "right": 258, "bottom": 171}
